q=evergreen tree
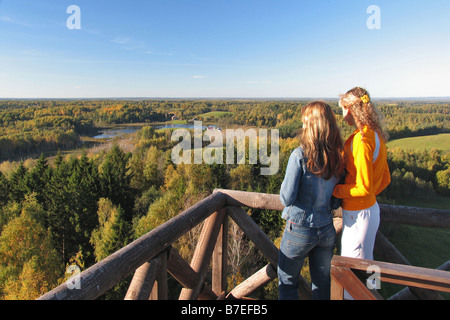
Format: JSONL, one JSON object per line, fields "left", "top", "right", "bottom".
{"left": 66, "top": 153, "right": 101, "bottom": 263}
{"left": 208, "top": 162, "right": 228, "bottom": 189}
{"left": 44, "top": 154, "right": 78, "bottom": 263}
{"left": 9, "top": 162, "right": 29, "bottom": 203}
{"left": 0, "top": 170, "right": 10, "bottom": 206}
{"left": 99, "top": 144, "right": 134, "bottom": 220}
{"left": 26, "top": 153, "right": 51, "bottom": 204}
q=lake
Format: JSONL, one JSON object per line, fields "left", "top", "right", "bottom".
{"left": 92, "top": 123, "right": 221, "bottom": 141}
{"left": 92, "top": 127, "right": 141, "bottom": 141}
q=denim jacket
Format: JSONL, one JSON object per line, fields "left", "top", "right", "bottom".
{"left": 280, "top": 147, "right": 339, "bottom": 228}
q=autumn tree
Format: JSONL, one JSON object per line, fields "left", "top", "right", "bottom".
{"left": 90, "top": 198, "right": 130, "bottom": 262}
{"left": 143, "top": 145, "right": 164, "bottom": 188}
{"left": 0, "top": 196, "right": 61, "bottom": 300}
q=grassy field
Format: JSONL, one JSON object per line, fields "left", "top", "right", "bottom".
{"left": 387, "top": 133, "right": 450, "bottom": 154}
{"left": 198, "top": 111, "right": 233, "bottom": 118}
{"left": 377, "top": 132, "right": 450, "bottom": 298}
{"left": 377, "top": 220, "right": 450, "bottom": 299}
{"left": 376, "top": 193, "right": 450, "bottom": 299}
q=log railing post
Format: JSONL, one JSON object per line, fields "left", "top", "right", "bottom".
{"left": 179, "top": 209, "right": 226, "bottom": 300}
{"left": 330, "top": 266, "right": 378, "bottom": 300}
{"left": 227, "top": 263, "right": 277, "bottom": 299}
{"left": 149, "top": 249, "right": 168, "bottom": 300}
{"left": 330, "top": 271, "right": 344, "bottom": 300}
{"left": 124, "top": 255, "right": 162, "bottom": 300}
{"left": 212, "top": 212, "right": 228, "bottom": 296}
{"left": 166, "top": 247, "right": 217, "bottom": 300}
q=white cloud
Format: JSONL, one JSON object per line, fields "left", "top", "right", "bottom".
{"left": 111, "top": 37, "right": 131, "bottom": 45}
{"left": 193, "top": 75, "right": 208, "bottom": 79}
{"left": 0, "top": 15, "right": 34, "bottom": 27}
{"left": 0, "top": 16, "right": 13, "bottom": 23}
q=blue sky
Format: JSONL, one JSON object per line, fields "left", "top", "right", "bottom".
{"left": 1, "top": 0, "right": 450, "bottom": 98}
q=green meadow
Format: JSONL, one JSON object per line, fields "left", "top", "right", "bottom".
{"left": 387, "top": 133, "right": 450, "bottom": 154}
{"left": 198, "top": 111, "right": 233, "bottom": 118}
{"left": 380, "top": 133, "right": 450, "bottom": 298}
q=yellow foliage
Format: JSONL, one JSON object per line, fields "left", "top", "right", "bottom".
{"left": 2, "top": 257, "right": 51, "bottom": 300}
{"left": 0, "top": 212, "right": 61, "bottom": 300}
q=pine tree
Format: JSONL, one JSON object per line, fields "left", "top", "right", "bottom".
{"left": 99, "top": 144, "right": 134, "bottom": 220}
{"left": 67, "top": 153, "right": 101, "bottom": 264}
{"left": 26, "top": 153, "right": 51, "bottom": 204}
{"left": 44, "top": 154, "right": 77, "bottom": 263}
{"left": 9, "top": 162, "right": 29, "bottom": 203}
{"left": 0, "top": 170, "right": 10, "bottom": 206}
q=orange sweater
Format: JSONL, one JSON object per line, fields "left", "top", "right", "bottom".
{"left": 333, "top": 126, "right": 391, "bottom": 211}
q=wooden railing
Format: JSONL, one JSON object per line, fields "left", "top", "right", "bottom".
{"left": 331, "top": 256, "right": 450, "bottom": 300}
{"left": 38, "top": 189, "right": 450, "bottom": 300}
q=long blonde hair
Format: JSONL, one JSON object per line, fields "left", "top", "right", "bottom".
{"left": 300, "top": 101, "right": 345, "bottom": 180}
{"left": 339, "top": 87, "right": 389, "bottom": 142}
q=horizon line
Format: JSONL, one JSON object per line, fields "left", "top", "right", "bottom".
{"left": 1, "top": 96, "right": 450, "bottom": 101}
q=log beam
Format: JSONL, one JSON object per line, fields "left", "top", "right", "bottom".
{"left": 166, "top": 247, "right": 217, "bottom": 300}
{"left": 227, "top": 264, "right": 277, "bottom": 299}
{"left": 179, "top": 209, "right": 226, "bottom": 300}
{"left": 212, "top": 214, "right": 228, "bottom": 296}
{"left": 124, "top": 255, "right": 161, "bottom": 300}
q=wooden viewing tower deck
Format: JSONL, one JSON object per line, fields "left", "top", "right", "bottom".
{"left": 38, "top": 189, "right": 450, "bottom": 300}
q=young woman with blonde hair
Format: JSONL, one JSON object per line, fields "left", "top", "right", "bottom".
{"left": 278, "top": 101, "right": 345, "bottom": 300}
{"left": 333, "top": 87, "right": 390, "bottom": 284}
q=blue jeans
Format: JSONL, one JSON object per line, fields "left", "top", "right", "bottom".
{"left": 278, "top": 221, "right": 336, "bottom": 300}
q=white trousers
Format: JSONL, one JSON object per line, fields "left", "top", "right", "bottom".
{"left": 341, "top": 202, "right": 380, "bottom": 260}
{"left": 340, "top": 203, "right": 380, "bottom": 299}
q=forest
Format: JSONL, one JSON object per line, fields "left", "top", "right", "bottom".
{"left": 0, "top": 98, "right": 448, "bottom": 299}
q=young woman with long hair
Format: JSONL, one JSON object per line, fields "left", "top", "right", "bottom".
{"left": 278, "top": 101, "right": 345, "bottom": 300}
{"left": 333, "top": 87, "right": 390, "bottom": 295}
